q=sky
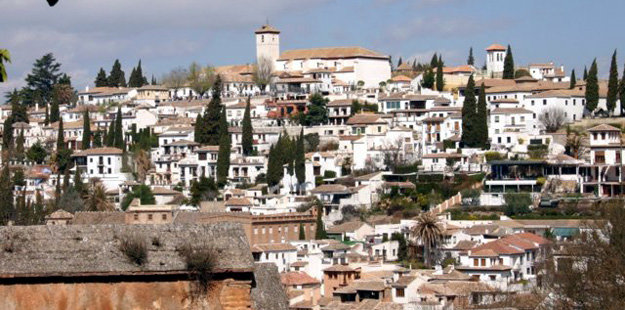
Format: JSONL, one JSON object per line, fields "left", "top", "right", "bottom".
{"left": 1, "top": 0, "right": 625, "bottom": 96}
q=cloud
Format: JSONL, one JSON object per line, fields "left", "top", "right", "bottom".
{"left": 0, "top": 0, "right": 332, "bottom": 95}
{"left": 384, "top": 17, "right": 506, "bottom": 43}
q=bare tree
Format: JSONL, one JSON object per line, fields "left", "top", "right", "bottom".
{"left": 134, "top": 149, "right": 152, "bottom": 183}
{"left": 188, "top": 62, "right": 215, "bottom": 99}
{"left": 252, "top": 56, "right": 273, "bottom": 94}
{"left": 162, "top": 67, "right": 188, "bottom": 100}
{"left": 539, "top": 107, "right": 567, "bottom": 132}
{"left": 565, "top": 125, "right": 587, "bottom": 159}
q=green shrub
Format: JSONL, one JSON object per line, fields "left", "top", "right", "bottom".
{"left": 485, "top": 151, "right": 505, "bottom": 162}
{"left": 119, "top": 233, "right": 148, "bottom": 266}
{"left": 178, "top": 242, "right": 217, "bottom": 291}
{"left": 504, "top": 192, "right": 532, "bottom": 216}
{"left": 323, "top": 170, "right": 337, "bottom": 178}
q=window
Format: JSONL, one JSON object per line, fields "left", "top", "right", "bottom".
{"left": 489, "top": 275, "right": 496, "bottom": 281}
{"left": 494, "top": 116, "right": 500, "bottom": 123}
{"left": 148, "top": 214, "right": 153, "bottom": 221}
{"left": 134, "top": 214, "right": 139, "bottom": 221}
{"left": 396, "top": 288, "right": 405, "bottom": 297}
{"left": 162, "top": 214, "right": 167, "bottom": 220}
{"left": 543, "top": 99, "right": 547, "bottom": 106}
{"left": 473, "top": 259, "right": 479, "bottom": 266}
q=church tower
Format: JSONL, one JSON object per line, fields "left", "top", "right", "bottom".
{"left": 255, "top": 24, "right": 280, "bottom": 65}
{"left": 485, "top": 44, "right": 506, "bottom": 78}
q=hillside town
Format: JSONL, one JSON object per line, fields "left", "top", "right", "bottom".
{"left": 1, "top": 20, "right": 625, "bottom": 309}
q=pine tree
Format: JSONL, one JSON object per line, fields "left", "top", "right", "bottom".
{"left": 81, "top": 109, "right": 91, "bottom": 150}
{"left": 476, "top": 83, "right": 489, "bottom": 149}
{"left": 583, "top": 66, "right": 588, "bottom": 81}
{"left": 422, "top": 69, "right": 435, "bottom": 89}
{"left": 295, "top": 129, "right": 306, "bottom": 192}
{"left": 0, "top": 165, "right": 14, "bottom": 225}
{"left": 108, "top": 59, "right": 126, "bottom": 87}
{"left": 314, "top": 203, "right": 327, "bottom": 240}
{"left": 569, "top": 69, "right": 576, "bottom": 89}
{"left": 503, "top": 45, "right": 515, "bottom": 79}
{"left": 299, "top": 223, "right": 306, "bottom": 240}
{"left": 467, "top": 47, "right": 474, "bottom": 65}
{"left": 430, "top": 53, "right": 438, "bottom": 68}
{"left": 461, "top": 75, "right": 477, "bottom": 147}
{"left": 216, "top": 107, "right": 231, "bottom": 187}
{"left": 94, "top": 68, "right": 108, "bottom": 87}
{"left": 620, "top": 66, "right": 625, "bottom": 116}
{"left": 435, "top": 59, "right": 444, "bottom": 91}
{"left": 607, "top": 50, "right": 619, "bottom": 115}
{"left": 114, "top": 108, "right": 124, "bottom": 150}
{"left": 241, "top": 98, "right": 254, "bottom": 156}
{"left": 585, "top": 59, "right": 599, "bottom": 114}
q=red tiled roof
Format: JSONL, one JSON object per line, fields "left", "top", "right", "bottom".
{"left": 281, "top": 271, "right": 320, "bottom": 286}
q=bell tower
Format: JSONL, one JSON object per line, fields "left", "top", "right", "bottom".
{"left": 255, "top": 24, "right": 280, "bottom": 65}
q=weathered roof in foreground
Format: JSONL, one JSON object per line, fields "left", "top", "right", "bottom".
{"left": 252, "top": 263, "right": 289, "bottom": 310}
{"left": 0, "top": 223, "right": 254, "bottom": 278}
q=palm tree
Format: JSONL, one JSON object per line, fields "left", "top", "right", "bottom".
{"left": 85, "top": 183, "right": 113, "bottom": 211}
{"left": 411, "top": 212, "right": 443, "bottom": 267}
{"left": 0, "top": 49, "right": 11, "bottom": 83}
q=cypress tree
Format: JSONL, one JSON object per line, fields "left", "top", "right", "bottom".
{"left": 2, "top": 117, "right": 13, "bottom": 159}
{"left": 216, "top": 107, "right": 231, "bottom": 187}
{"left": 194, "top": 114, "right": 203, "bottom": 143}
{"left": 151, "top": 75, "right": 157, "bottom": 85}
{"left": 15, "top": 130, "right": 24, "bottom": 161}
{"left": 583, "top": 66, "right": 588, "bottom": 81}
{"left": 50, "top": 99, "right": 59, "bottom": 123}
{"left": 0, "top": 165, "right": 14, "bottom": 225}
{"left": 128, "top": 67, "right": 138, "bottom": 88}
{"left": 94, "top": 68, "right": 108, "bottom": 87}
{"left": 502, "top": 45, "right": 515, "bottom": 79}
{"left": 106, "top": 118, "right": 115, "bottom": 147}
{"left": 114, "top": 108, "right": 124, "bottom": 150}
{"left": 81, "top": 109, "right": 91, "bottom": 150}
{"left": 569, "top": 69, "right": 576, "bottom": 89}
{"left": 314, "top": 203, "right": 327, "bottom": 240}
{"left": 422, "top": 69, "right": 435, "bottom": 89}
{"left": 241, "top": 98, "right": 254, "bottom": 156}
{"left": 620, "top": 66, "right": 625, "bottom": 116}
{"left": 435, "top": 59, "right": 444, "bottom": 91}
{"left": 607, "top": 50, "right": 619, "bottom": 115}
{"left": 44, "top": 104, "right": 49, "bottom": 125}
{"left": 585, "top": 59, "right": 599, "bottom": 114}
{"left": 467, "top": 47, "right": 474, "bottom": 65}
{"left": 267, "top": 145, "right": 279, "bottom": 188}
{"left": 476, "top": 83, "right": 488, "bottom": 149}
{"left": 73, "top": 167, "right": 85, "bottom": 196}
{"left": 430, "top": 53, "right": 438, "bottom": 68}
{"left": 56, "top": 118, "right": 65, "bottom": 151}
{"left": 397, "top": 57, "right": 403, "bottom": 68}
{"left": 201, "top": 75, "right": 223, "bottom": 145}
{"left": 299, "top": 223, "right": 306, "bottom": 240}
{"left": 295, "top": 129, "right": 306, "bottom": 192}
{"left": 93, "top": 131, "right": 102, "bottom": 147}
{"left": 461, "top": 75, "right": 477, "bottom": 147}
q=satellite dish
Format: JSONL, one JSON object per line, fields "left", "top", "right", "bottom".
{"left": 47, "top": 0, "right": 59, "bottom": 6}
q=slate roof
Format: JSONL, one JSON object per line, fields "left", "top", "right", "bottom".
{"left": 0, "top": 223, "right": 254, "bottom": 277}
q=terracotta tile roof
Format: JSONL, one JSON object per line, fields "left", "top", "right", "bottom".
{"left": 45, "top": 209, "right": 74, "bottom": 220}
{"left": 490, "top": 98, "right": 519, "bottom": 103}
{"left": 72, "top": 147, "right": 123, "bottom": 156}
{"left": 346, "top": 113, "right": 385, "bottom": 125}
{"left": 279, "top": 46, "right": 388, "bottom": 61}
{"left": 486, "top": 44, "right": 506, "bottom": 51}
{"left": 225, "top": 197, "right": 253, "bottom": 206}
{"left": 390, "top": 75, "right": 412, "bottom": 82}
{"left": 252, "top": 243, "right": 297, "bottom": 252}
{"left": 280, "top": 271, "right": 320, "bottom": 286}
{"left": 310, "top": 184, "right": 350, "bottom": 194}
{"left": 588, "top": 124, "right": 621, "bottom": 132}
{"left": 323, "top": 265, "right": 356, "bottom": 273}
{"left": 327, "top": 99, "right": 355, "bottom": 107}
{"left": 275, "top": 77, "right": 321, "bottom": 84}
{"left": 197, "top": 145, "right": 220, "bottom": 152}
{"left": 491, "top": 108, "right": 533, "bottom": 114}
